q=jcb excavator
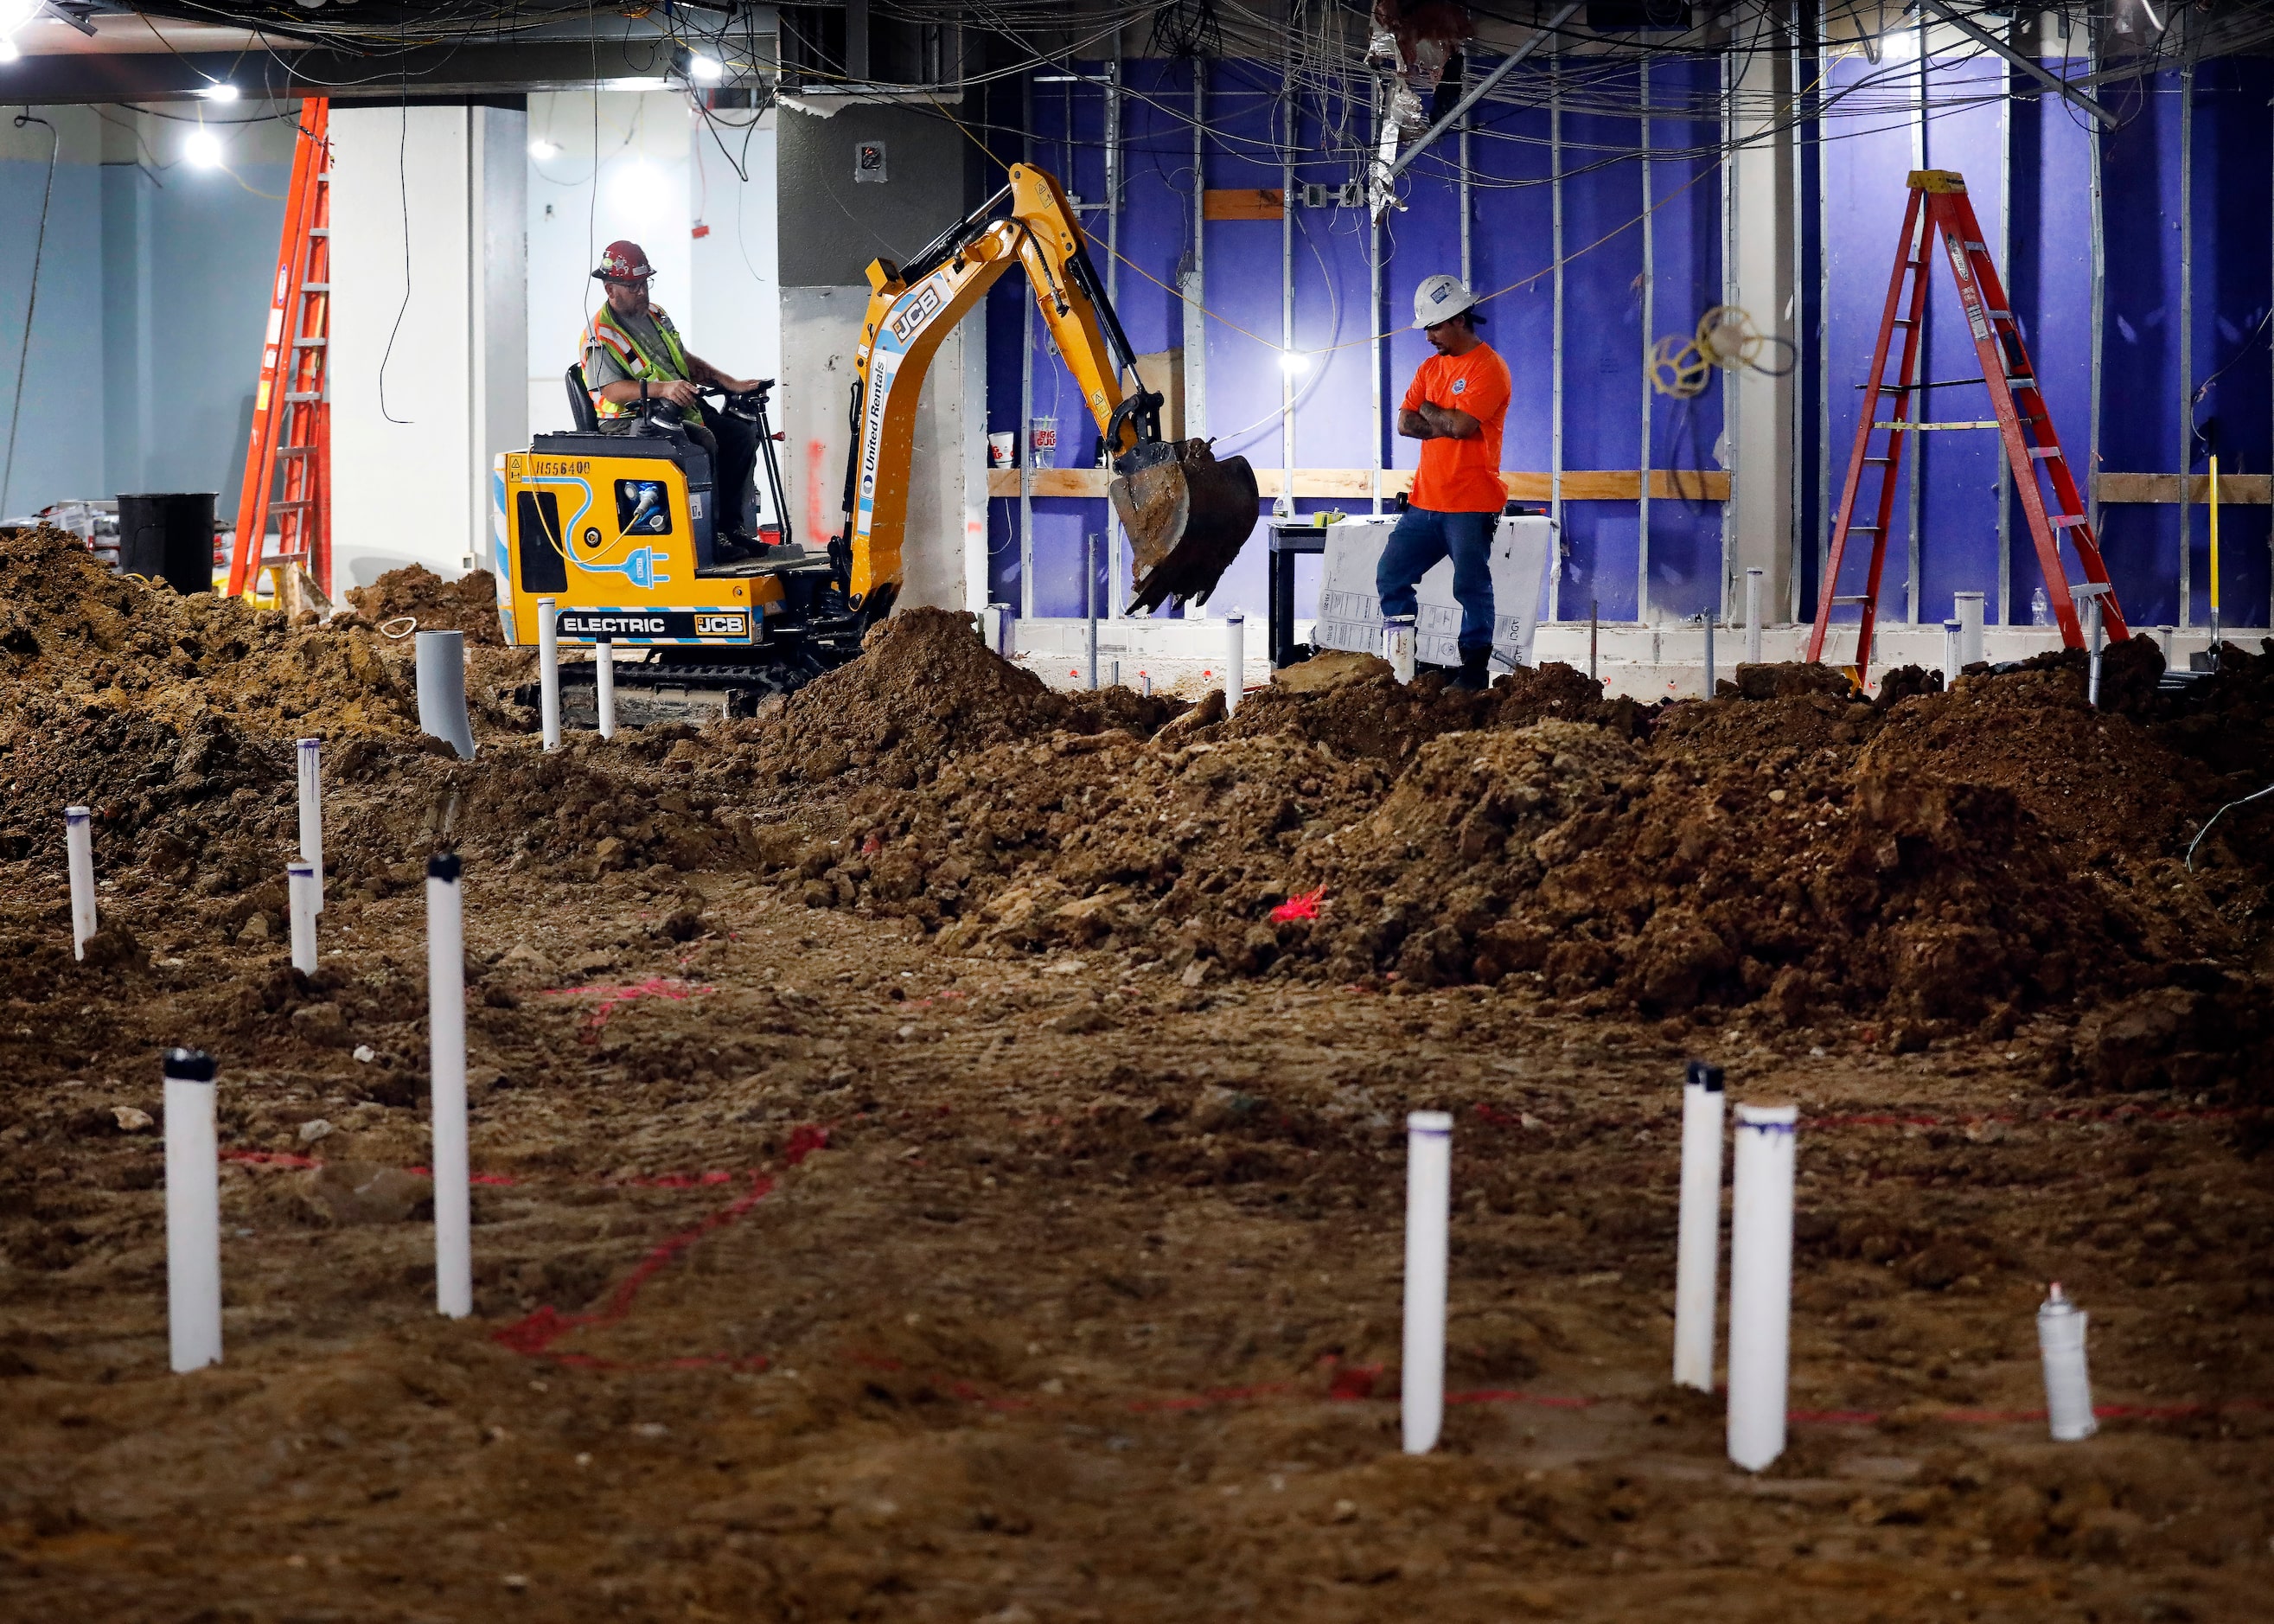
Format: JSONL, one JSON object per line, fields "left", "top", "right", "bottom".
{"left": 492, "top": 163, "right": 1259, "bottom": 720}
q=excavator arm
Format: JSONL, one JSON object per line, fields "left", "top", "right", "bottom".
{"left": 837, "top": 163, "right": 1257, "bottom": 617}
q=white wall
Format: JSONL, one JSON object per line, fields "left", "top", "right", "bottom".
{"left": 526, "top": 92, "right": 778, "bottom": 439}
{"left": 330, "top": 105, "right": 527, "bottom": 588}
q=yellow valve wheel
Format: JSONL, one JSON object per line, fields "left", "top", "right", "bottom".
{"left": 1696, "top": 304, "right": 1765, "bottom": 371}
{"left": 1650, "top": 335, "right": 1711, "bottom": 399}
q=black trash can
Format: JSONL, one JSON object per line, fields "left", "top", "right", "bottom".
{"left": 117, "top": 492, "right": 217, "bottom": 596}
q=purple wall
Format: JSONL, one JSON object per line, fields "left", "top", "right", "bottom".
{"left": 983, "top": 52, "right": 2274, "bottom": 636}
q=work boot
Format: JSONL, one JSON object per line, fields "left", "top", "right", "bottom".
{"left": 712, "top": 535, "right": 754, "bottom": 564}
{"left": 1451, "top": 644, "right": 1493, "bottom": 691}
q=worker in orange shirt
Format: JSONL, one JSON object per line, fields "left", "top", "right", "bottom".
{"left": 1379, "top": 275, "right": 1513, "bottom": 690}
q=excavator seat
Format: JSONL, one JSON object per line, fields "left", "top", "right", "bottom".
{"left": 565, "top": 363, "right": 599, "bottom": 432}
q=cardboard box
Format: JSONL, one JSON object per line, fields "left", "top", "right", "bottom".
{"left": 1312, "top": 514, "right": 1555, "bottom": 670}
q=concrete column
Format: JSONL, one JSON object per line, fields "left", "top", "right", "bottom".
{"left": 330, "top": 104, "right": 527, "bottom": 586}
{"left": 774, "top": 95, "right": 980, "bottom": 607}
{"left": 1724, "top": 15, "right": 1797, "bottom": 622}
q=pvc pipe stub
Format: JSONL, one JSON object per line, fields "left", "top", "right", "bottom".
{"left": 288, "top": 860, "right": 315, "bottom": 879}
{"left": 427, "top": 852, "right": 463, "bottom": 883}
{"left": 1736, "top": 1103, "right": 1798, "bottom": 1130}
{"left": 65, "top": 804, "right": 89, "bottom": 822}
{"left": 163, "top": 1047, "right": 217, "bottom": 1084}
{"left": 1407, "top": 1109, "right": 1453, "bottom": 1135}
{"left": 1685, "top": 1059, "right": 1724, "bottom": 1092}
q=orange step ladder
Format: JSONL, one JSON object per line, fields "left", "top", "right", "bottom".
{"left": 1810, "top": 169, "right": 2126, "bottom": 666}
{"left": 227, "top": 97, "right": 332, "bottom": 600}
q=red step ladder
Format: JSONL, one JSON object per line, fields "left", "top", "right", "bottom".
{"left": 1810, "top": 169, "right": 2126, "bottom": 666}
{"left": 227, "top": 97, "right": 332, "bottom": 600}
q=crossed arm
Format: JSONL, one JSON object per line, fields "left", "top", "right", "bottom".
{"left": 1398, "top": 401, "right": 1482, "bottom": 441}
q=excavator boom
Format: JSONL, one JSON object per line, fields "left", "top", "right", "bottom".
{"left": 839, "top": 164, "right": 1257, "bottom": 618}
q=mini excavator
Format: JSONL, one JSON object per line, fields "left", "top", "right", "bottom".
{"left": 493, "top": 163, "right": 1259, "bottom": 720}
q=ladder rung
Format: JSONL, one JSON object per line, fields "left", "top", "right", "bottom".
{"left": 283, "top": 391, "right": 323, "bottom": 402}
{"left": 1832, "top": 595, "right": 1872, "bottom": 605}
{"left": 302, "top": 282, "right": 329, "bottom": 292}
{"left": 2004, "top": 375, "right": 2035, "bottom": 389}
{"left": 292, "top": 337, "right": 327, "bottom": 348}
{"left": 1988, "top": 310, "right": 2015, "bottom": 323}
{"left": 306, "top": 227, "right": 329, "bottom": 236}
{"left": 1891, "top": 317, "right": 1918, "bottom": 326}
{"left": 2029, "top": 446, "right": 2062, "bottom": 459}
{"left": 1874, "top": 419, "right": 2000, "bottom": 432}
{"left": 2050, "top": 514, "right": 2087, "bottom": 528}
{"left": 1962, "top": 240, "right": 1987, "bottom": 252}
{"left": 277, "top": 446, "right": 316, "bottom": 456}
{"left": 271, "top": 500, "right": 315, "bottom": 511}
{"left": 1863, "top": 457, "right": 1895, "bottom": 464}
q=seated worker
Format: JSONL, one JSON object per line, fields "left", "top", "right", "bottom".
{"left": 582, "top": 240, "right": 767, "bottom": 563}
{"left": 1379, "top": 273, "right": 1513, "bottom": 690}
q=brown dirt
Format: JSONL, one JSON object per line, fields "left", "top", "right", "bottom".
{"left": 2, "top": 565, "right": 2272, "bottom": 1619}
{"left": 342, "top": 565, "right": 508, "bottom": 646}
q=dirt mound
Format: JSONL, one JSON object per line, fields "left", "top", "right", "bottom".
{"left": 733, "top": 606, "right": 1185, "bottom": 790}
{"left": 0, "top": 525, "right": 422, "bottom": 739}
{"left": 1221, "top": 659, "right": 1642, "bottom": 763}
{"left": 342, "top": 564, "right": 506, "bottom": 645}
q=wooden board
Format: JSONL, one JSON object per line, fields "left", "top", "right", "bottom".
{"left": 983, "top": 468, "right": 1733, "bottom": 502}
{"left": 1202, "top": 188, "right": 1285, "bottom": 221}
{"left": 2095, "top": 472, "right": 2272, "bottom": 505}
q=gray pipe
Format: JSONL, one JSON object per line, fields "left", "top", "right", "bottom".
{"left": 414, "top": 630, "right": 477, "bottom": 760}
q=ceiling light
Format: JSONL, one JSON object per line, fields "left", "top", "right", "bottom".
{"left": 529, "top": 137, "right": 559, "bottom": 159}
{"left": 1279, "top": 351, "right": 1312, "bottom": 376}
{"left": 0, "top": 38, "right": 19, "bottom": 64}
{"left": 184, "top": 129, "right": 224, "bottom": 169}
{"left": 0, "top": 0, "right": 37, "bottom": 39}
{"left": 198, "top": 83, "right": 240, "bottom": 102}
{"left": 688, "top": 54, "right": 724, "bottom": 84}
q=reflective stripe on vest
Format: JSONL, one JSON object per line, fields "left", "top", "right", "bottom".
{"left": 584, "top": 303, "right": 693, "bottom": 420}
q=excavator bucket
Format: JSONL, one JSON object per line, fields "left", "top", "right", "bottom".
{"left": 1111, "top": 438, "right": 1260, "bottom": 614}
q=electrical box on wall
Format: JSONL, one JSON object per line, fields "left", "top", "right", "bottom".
{"left": 1301, "top": 182, "right": 1330, "bottom": 209}
{"left": 855, "top": 140, "right": 887, "bottom": 182}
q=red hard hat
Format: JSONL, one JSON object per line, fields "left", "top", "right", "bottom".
{"left": 591, "top": 240, "right": 655, "bottom": 282}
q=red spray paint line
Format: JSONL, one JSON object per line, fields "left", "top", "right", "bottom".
{"left": 539, "top": 976, "right": 713, "bottom": 1043}
{"left": 492, "top": 1125, "right": 828, "bottom": 1362}
{"left": 805, "top": 440, "right": 829, "bottom": 542}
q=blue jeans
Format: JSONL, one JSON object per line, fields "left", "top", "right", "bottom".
{"left": 1376, "top": 505, "right": 1498, "bottom": 652}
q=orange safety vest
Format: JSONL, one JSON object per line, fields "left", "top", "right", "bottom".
{"left": 583, "top": 302, "right": 693, "bottom": 420}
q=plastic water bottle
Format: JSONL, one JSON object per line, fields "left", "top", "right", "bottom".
{"left": 2030, "top": 585, "right": 2050, "bottom": 627}
{"left": 2036, "top": 1282, "right": 2098, "bottom": 1442}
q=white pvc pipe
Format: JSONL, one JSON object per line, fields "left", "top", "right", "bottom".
{"left": 1140, "top": 672, "right": 1152, "bottom": 698}
{"left": 296, "top": 737, "right": 323, "bottom": 913}
{"left": 538, "top": 596, "right": 561, "bottom": 751}
{"left": 2037, "top": 1282, "right": 2098, "bottom": 1442}
{"left": 1703, "top": 614, "right": 1715, "bottom": 697}
{"left": 163, "top": 1047, "right": 222, "bottom": 1373}
{"left": 2086, "top": 596, "right": 2105, "bottom": 708}
{"left": 1673, "top": 1061, "right": 1726, "bottom": 1391}
{"left": 595, "top": 641, "right": 616, "bottom": 740}
{"left": 1402, "top": 1109, "right": 1452, "bottom": 1455}
{"left": 1384, "top": 618, "right": 1416, "bottom": 684}
{"left": 1223, "top": 612, "right": 1245, "bottom": 714}
{"left": 1744, "top": 567, "right": 1764, "bottom": 665}
{"left": 64, "top": 804, "right": 95, "bottom": 961}
{"left": 426, "top": 853, "right": 472, "bottom": 1319}
{"left": 287, "top": 860, "right": 318, "bottom": 975}
{"left": 1944, "top": 619, "right": 1963, "bottom": 687}
{"left": 1727, "top": 1101, "right": 1798, "bottom": 1472}
{"left": 1954, "top": 591, "right": 1985, "bottom": 668}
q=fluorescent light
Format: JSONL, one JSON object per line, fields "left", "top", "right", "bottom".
{"left": 0, "top": 38, "right": 18, "bottom": 64}
{"left": 0, "top": 0, "right": 36, "bottom": 38}
{"left": 198, "top": 83, "right": 240, "bottom": 102}
{"left": 688, "top": 53, "right": 724, "bottom": 84}
{"left": 184, "top": 129, "right": 224, "bottom": 169}
{"left": 1879, "top": 26, "right": 1919, "bottom": 62}
{"left": 528, "top": 137, "right": 559, "bottom": 159}
{"left": 1279, "top": 351, "right": 1312, "bottom": 376}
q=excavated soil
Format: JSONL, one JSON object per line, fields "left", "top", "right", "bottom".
{"left": 3, "top": 559, "right": 2273, "bottom": 1620}
{"left": 342, "top": 565, "right": 508, "bottom": 646}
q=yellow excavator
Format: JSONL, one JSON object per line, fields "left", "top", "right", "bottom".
{"left": 492, "top": 163, "right": 1259, "bottom": 719}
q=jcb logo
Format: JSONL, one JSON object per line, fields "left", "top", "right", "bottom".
{"left": 695, "top": 613, "right": 749, "bottom": 636}
{"left": 889, "top": 284, "right": 943, "bottom": 344}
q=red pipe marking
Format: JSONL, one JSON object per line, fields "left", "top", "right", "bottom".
{"left": 492, "top": 1125, "right": 828, "bottom": 1361}
{"left": 1269, "top": 888, "right": 1325, "bottom": 924}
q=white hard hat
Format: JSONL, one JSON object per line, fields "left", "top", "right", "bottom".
{"left": 1413, "top": 274, "right": 1479, "bottom": 329}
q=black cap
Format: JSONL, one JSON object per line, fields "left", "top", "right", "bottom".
{"left": 163, "top": 1047, "right": 217, "bottom": 1083}
{"left": 1685, "top": 1059, "right": 1724, "bottom": 1092}
{"left": 427, "top": 852, "right": 463, "bottom": 882}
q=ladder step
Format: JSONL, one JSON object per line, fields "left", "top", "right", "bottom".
{"left": 306, "top": 227, "right": 330, "bottom": 238}
{"left": 1863, "top": 457, "right": 1895, "bottom": 464}
{"left": 1891, "top": 317, "right": 1918, "bottom": 326}
{"left": 291, "top": 337, "right": 327, "bottom": 348}
{"left": 2029, "top": 446, "right": 2062, "bottom": 459}
{"left": 2050, "top": 514, "right": 2087, "bottom": 528}
{"left": 2004, "top": 375, "right": 2035, "bottom": 390}
{"left": 1963, "top": 240, "right": 1987, "bottom": 252}
{"left": 283, "top": 391, "right": 323, "bottom": 402}
{"left": 1874, "top": 419, "right": 2001, "bottom": 431}
{"left": 302, "top": 282, "right": 330, "bottom": 293}
{"left": 1988, "top": 310, "right": 2015, "bottom": 323}
{"left": 1832, "top": 595, "right": 1872, "bottom": 605}
{"left": 276, "top": 445, "right": 316, "bottom": 457}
